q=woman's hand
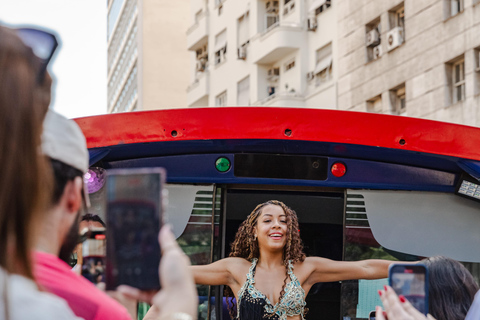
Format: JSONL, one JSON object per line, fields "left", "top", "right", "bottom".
{"left": 118, "top": 225, "right": 198, "bottom": 319}
{"left": 376, "top": 285, "right": 435, "bottom": 320}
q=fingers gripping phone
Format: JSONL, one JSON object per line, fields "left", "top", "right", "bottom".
{"left": 105, "top": 168, "right": 165, "bottom": 291}
{"left": 389, "top": 264, "right": 429, "bottom": 315}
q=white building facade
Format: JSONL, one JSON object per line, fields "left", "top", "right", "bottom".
{"left": 187, "top": 0, "right": 480, "bottom": 126}
{"left": 186, "top": 0, "right": 338, "bottom": 110}
{"left": 338, "top": 0, "right": 480, "bottom": 126}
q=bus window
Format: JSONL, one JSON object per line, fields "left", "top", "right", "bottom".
{"left": 88, "top": 182, "right": 221, "bottom": 320}
{"left": 342, "top": 190, "right": 480, "bottom": 320}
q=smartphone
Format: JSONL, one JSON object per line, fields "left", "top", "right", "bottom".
{"left": 389, "top": 264, "right": 429, "bottom": 315}
{"left": 368, "top": 310, "right": 376, "bottom": 320}
{"left": 105, "top": 168, "right": 165, "bottom": 291}
{"left": 81, "top": 227, "right": 106, "bottom": 285}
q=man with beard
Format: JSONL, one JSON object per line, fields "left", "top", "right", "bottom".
{"left": 34, "top": 110, "right": 132, "bottom": 320}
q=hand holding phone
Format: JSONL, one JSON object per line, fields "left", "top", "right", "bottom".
{"left": 389, "top": 264, "right": 429, "bottom": 315}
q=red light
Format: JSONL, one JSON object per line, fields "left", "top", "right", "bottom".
{"left": 95, "top": 234, "right": 106, "bottom": 240}
{"left": 331, "top": 162, "right": 346, "bottom": 177}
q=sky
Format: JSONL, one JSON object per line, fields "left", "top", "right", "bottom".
{"left": 0, "top": 0, "right": 107, "bottom": 119}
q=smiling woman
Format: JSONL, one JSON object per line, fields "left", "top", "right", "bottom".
{"left": 191, "top": 200, "right": 394, "bottom": 320}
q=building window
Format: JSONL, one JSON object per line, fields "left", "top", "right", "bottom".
{"left": 285, "top": 59, "right": 295, "bottom": 72}
{"left": 237, "top": 77, "right": 250, "bottom": 106}
{"left": 195, "top": 44, "right": 208, "bottom": 73}
{"left": 367, "top": 95, "right": 383, "bottom": 113}
{"left": 452, "top": 59, "right": 465, "bottom": 103}
{"left": 309, "top": 0, "right": 331, "bottom": 16}
{"left": 283, "top": 0, "right": 295, "bottom": 16}
{"left": 107, "top": 0, "right": 126, "bottom": 39}
{"left": 214, "top": 30, "right": 227, "bottom": 65}
{"left": 314, "top": 43, "right": 332, "bottom": 86}
{"left": 451, "top": 0, "right": 463, "bottom": 16}
{"left": 445, "top": 0, "right": 463, "bottom": 18}
{"left": 390, "top": 85, "right": 406, "bottom": 115}
{"left": 237, "top": 12, "right": 250, "bottom": 59}
{"left": 216, "top": 91, "right": 227, "bottom": 106}
{"left": 366, "top": 18, "right": 381, "bottom": 62}
{"left": 265, "top": 13, "right": 279, "bottom": 31}
{"left": 475, "top": 47, "right": 480, "bottom": 96}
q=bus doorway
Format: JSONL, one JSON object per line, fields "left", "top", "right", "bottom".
{"left": 224, "top": 188, "right": 345, "bottom": 320}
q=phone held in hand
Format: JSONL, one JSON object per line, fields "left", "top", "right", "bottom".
{"left": 389, "top": 263, "right": 429, "bottom": 315}
{"left": 105, "top": 168, "right": 165, "bottom": 291}
{"left": 80, "top": 227, "right": 106, "bottom": 285}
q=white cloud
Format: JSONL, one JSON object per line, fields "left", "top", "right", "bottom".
{"left": 0, "top": 0, "right": 107, "bottom": 119}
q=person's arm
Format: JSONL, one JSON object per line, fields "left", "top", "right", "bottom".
{"left": 305, "top": 257, "right": 393, "bottom": 284}
{"left": 190, "top": 257, "right": 240, "bottom": 287}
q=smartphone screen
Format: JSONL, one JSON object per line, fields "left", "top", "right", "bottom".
{"left": 389, "top": 264, "right": 428, "bottom": 315}
{"left": 105, "top": 168, "right": 165, "bottom": 291}
{"left": 81, "top": 227, "right": 106, "bottom": 286}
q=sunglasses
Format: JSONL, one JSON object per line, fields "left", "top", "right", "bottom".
{"left": 16, "top": 27, "right": 58, "bottom": 84}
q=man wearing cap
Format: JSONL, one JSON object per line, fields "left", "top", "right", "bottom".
{"left": 34, "top": 110, "right": 133, "bottom": 320}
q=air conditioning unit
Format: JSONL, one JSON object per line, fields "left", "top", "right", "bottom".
{"left": 386, "top": 27, "right": 404, "bottom": 51}
{"left": 237, "top": 46, "right": 247, "bottom": 60}
{"left": 372, "top": 45, "right": 382, "bottom": 60}
{"left": 306, "top": 72, "right": 315, "bottom": 81}
{"left": 267, "top": 67, "right": 280, "bottom": 80}
{"left": 196, "top": 58, "right": 207, "bottom": 72}
{"left": 307, "top": 17, "right": 317, "bottom": 31}
{"left": 366, "top": 29, "right": 380, "bottom": 47}
{"left": 266, "top": 0, "right": 279, "bottom": 13}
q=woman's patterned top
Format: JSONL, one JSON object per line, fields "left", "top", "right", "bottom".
{"left": 236, "top": 258, "right": 306, "bottom": 320}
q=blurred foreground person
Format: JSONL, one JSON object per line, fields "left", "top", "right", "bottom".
{"left": 0, "top": 25, "right": 80, "bottom": 319}
{"left": 422, "top": 256, "right": 478, "bottom": 320}
{"left": 36, "top": 110, "right": 199, "bottom": 320}
{"left": 35, "top": 110, "right": 132, "bottom": 320}
{"left": 377, "top": 256, "right": 478, "bottom": 320}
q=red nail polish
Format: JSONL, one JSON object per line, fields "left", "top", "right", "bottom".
{"left": 399, "top": 295, "right": 406, "bottom": 303}
{"left": 383, "top": 311, "right": 387, "bottom": 317}
{"left": 384, "top": 285, "right": 388, "bottom": 291}
{"left": 378, "top": 290, "right": 382, "bottom": 296}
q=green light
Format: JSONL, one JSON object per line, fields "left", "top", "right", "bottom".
{"left": 215, "top": 157, "right": 231, "bottom": 172}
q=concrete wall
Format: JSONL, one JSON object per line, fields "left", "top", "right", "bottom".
{"left": 139, "top": 0, "right": 190, "bottom": 110}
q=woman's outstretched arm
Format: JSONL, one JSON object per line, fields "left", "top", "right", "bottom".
{"left": 304, "top": 257, "right": 394, "bottom": 285}
{"left": 191, "top": 257, "right": 246, "bottom": 287}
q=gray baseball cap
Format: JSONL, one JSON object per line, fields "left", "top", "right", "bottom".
{"left": 42, "top": 110, "right": 90, "bottom": 206}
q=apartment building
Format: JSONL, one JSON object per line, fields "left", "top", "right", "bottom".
{"left": 187, "top": 0, "right": 480, "bottom": 126}
{"left": 107, "top": 0, "right": 190, "bottom": 113}
{"left": 186, "top": 0, "right": 338, "bottom": 109}
{"left": 338, "top": 0, "right": 480, "bottom": 125}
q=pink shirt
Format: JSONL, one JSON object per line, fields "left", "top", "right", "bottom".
{"left": 34, "top": 251, "right": 132, "bottom": 320}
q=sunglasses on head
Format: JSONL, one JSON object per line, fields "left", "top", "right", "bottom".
{"left": 16, "top": 27, "right": 58, "bottom": 84}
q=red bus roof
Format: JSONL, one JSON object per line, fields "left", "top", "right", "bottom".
{"left": 75, "top": 107, "right": 480, "bottom": 161}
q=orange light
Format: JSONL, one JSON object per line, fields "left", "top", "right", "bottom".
{"left": 95, "top": 234, "right": 106, "bottom": 240}
{"left": 331, "top": 162, "right": 346, "bottom": 177}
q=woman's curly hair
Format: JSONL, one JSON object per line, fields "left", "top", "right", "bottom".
{"left": 225, "top": 200, "right": 305, "bottom": 319}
